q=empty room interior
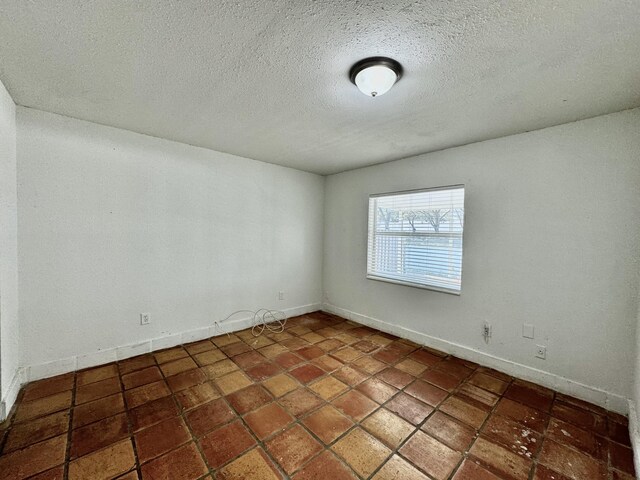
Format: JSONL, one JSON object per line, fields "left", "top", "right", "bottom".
{"left": 1, "top": 1, "right": 640, "bottom": 479}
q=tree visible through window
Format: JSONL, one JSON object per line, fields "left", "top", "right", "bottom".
{"left": 367, "top": 186, "right": 465, "bottom": 294}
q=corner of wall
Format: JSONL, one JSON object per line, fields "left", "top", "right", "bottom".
{"left": 0, "top": 76, "right": 19, "bottom": 420}
{"left": 320, "top": 174, "right": 329, "bottom": 308}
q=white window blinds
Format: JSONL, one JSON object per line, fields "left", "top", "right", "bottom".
{"left": 367, "top": 185, "right": 465, "bottom": 294}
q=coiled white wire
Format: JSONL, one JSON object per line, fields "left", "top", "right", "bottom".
{"left": 214, "top": 309, "right": 287, "bottom": 337}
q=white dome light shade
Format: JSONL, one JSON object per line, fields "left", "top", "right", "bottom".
{"left": 354, "top": 65, "right": 397, "bottom": 97}
{"left": 349, "top": 57, "right": 403, "bottom": 98}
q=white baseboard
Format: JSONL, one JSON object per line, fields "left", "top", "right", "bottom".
{"left": 0, "top": 367, "right": 26, "bottom": 421}
{"left": 323, "top": 303, "right": 629, "bottom": 415}
{"left": 629, "top": 401, "right": 640, "bottom": 476}
{"left": 23, "top": 303, "right": 321, "bottom": 384}
{"left": 15, "top": 301, "right": 628, "bottom": 417}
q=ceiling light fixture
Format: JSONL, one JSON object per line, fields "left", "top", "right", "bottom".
{"left": 349, "top": 57, "right": 403, "bottom": 97}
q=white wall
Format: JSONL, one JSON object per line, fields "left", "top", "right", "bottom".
{"left": 17, "top": 108, "right": 324, "bottom": 375}
{"left": 323, "top": 108, "right": 640, "bottom": 413}
{"left": 0, "top": 78, "right": 19, "bottom": 419}
{"left": 10, "top": 104, "right": 640, "bottom": 418}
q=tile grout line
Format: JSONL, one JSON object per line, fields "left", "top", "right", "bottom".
{"left": 119, "top": 357, "right": 151, "bottom": 480}
{"left": 283, "top": 335, "right": 463, "bottom": 479}
{"left": 182, "top": 334, "right": 329, "bottom": 479}
{"left": 157, "top": 349, "right": 224, "bottom": 480}
{"left": 202, "top": 340, "right": 291, "bottom": 479}
{"left": 181, "top": 340, "right": 287, "bottom": 479}
{"left": 276, "top": 330, "right": 398, "bottom": 478}
{"left": 182, "top": 323, "right": 581, "bottom": 480}
{"left": 444, "top": 374, "right": 517, "bottom": 480}
{"left": 183, "top": 334, "right": 621, "bottom": 480}
{"left": 200, "top": 321, "right": 381, "bottom": 478}
{"left": 184, "top": 334, "right": 325, "bottom": 479}
{"left": 62, "top": 371, "right": 77, "bottom": 480}
{"left": 526, "top": 392, "right": 554, "bottom": 480}
{"left": 366, "top": 354, "right": 484, "bottom": 480}
{"left": 206, "top": 326, "right": 357, "bottom": 479}
{"left": 267, "top": 324, "right": 396, "bottom": 479}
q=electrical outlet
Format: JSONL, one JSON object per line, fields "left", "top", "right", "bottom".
{"left": 522, "top": 324, "right": 535, "bottom": 339}
{"left": 535, "top": 345, "right": 546, "bottom": 359}
{"left": 482, "top": 322, "right": 492, "bottom": 338}
{"left": 278, "top": 291, "right": 284, "bottom": 301}
{"left": 140, "top": 313, "right": 150, "bottom": 325}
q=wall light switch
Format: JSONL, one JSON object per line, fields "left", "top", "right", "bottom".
{"left": 522, "top": 324, "right": 535, "bottom": 339}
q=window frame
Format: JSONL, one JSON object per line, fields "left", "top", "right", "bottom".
{"left": 366, "top": 184, "right": 465, "bottom": 296}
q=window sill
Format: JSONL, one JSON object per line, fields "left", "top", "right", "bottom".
{"left": 366, "top": 274, "right": 461, "bottom": 296}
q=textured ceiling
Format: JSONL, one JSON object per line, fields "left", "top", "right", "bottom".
{"left": 0, "top": 1, "right": 639, "bottom": 175}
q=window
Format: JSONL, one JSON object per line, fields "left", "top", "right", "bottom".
{"left": 367, "top": 185, "right": 465, "bottom": 294}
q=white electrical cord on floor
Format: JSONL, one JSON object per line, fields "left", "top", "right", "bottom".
{"left": 214, "top": 309, "right": 288, "bottom": 338}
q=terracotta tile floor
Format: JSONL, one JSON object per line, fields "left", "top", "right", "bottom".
{"left": 0, "top": 311, "right": 635, "bottom": 480}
